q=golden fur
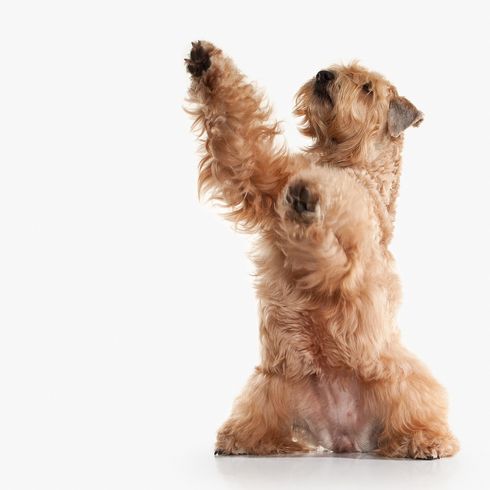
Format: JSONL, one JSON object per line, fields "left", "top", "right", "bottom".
{"left": 185, "top": 41, "right": 458, "bottom": 459}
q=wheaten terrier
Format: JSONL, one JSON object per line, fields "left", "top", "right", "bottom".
{"left": 185, "top": 41, "right": 458, "bottom": 459}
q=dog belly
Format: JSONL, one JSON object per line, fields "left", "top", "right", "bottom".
{"left": 295, "top": 374, "right": 378, "bottom": 453}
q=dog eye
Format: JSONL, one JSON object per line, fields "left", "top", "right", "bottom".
{"left": 362, "top": 82, "right": 373, "bottom": 94}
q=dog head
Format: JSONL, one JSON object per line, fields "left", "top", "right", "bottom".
{"left": 294, "top": 63, "right": 423, "bottom": 166}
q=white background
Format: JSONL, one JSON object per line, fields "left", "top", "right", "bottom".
{"left": 0, "top": 1, "right": 489, "bottom": 489}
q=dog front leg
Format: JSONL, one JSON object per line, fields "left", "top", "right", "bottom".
{"left": 185, "top": 41, "right": 291, "bottom": 230}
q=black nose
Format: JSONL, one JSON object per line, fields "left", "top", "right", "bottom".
{"left": 316, "top": 70, "right": 335, "bottom": 83}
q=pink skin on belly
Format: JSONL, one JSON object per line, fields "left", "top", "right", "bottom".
{"left": 295, "top": 373, "right": 378, "bottom": 453}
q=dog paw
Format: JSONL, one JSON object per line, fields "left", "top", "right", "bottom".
{"left": 214, "top": 440, "right": 309, "bottom": 456}
{"left": 286, "top": 182, "right": 319, "bottom": 218}
{"left": 215, "top": 426, "right": 310, "bottom": 456}
{"left": 410, "top": 433, "right": 459, "bottom": 460}
{"left": 379, "top": 431, "right": 459, "bottom": 460}
{"left": 214, "top": 447, "right": 247, "bottom": 456}
{"left": 185, "top": 41, "right": 213, "bottom": 77}
{"left": 214, "top": 438, "right": 246, "bottom": 456}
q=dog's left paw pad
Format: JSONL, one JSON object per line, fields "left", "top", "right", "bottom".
{"left": 186, "top": 41, "right": 211, "bottom": 77}
{"left": 286, "top": 182, "right": 318, "bottom": 215}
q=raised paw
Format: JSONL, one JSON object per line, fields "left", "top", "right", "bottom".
{"left": 286, "top": 182, "right": 319, "bottom": 219}
{"left": 185, "top": 41, "right": 212, "bottom": 77}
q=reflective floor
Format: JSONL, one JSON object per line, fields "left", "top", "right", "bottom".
{"left": 171, "top": 446, "right": 483, "bottom": 490}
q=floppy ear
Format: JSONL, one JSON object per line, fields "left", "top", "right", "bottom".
{"left": 388, "top": 96, "right": 424, "bottom": 137}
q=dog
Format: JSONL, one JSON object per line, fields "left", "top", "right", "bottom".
{"left": 185, "top": 41, "right": 458, "bottom": 459}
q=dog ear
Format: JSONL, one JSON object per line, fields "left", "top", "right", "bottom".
{"left": 388, "top": 96, "right": 424, "bottom": 137}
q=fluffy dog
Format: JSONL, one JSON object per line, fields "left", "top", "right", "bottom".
{"left": 185, "top": 41, "right": 458, "bottom": 459}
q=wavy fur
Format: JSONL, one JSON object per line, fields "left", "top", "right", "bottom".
{"left": 185, "top": 41, "right": 457, "bottom": 459}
